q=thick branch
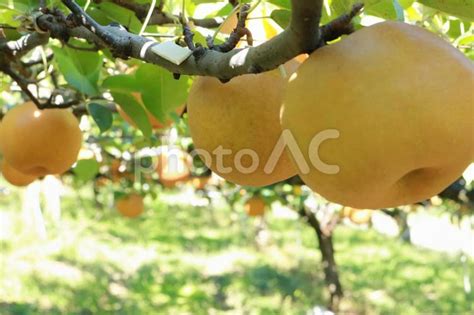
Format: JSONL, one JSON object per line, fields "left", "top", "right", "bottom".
{"left": 61, "top": 0, "right": 324, "bottom": 80}
{"left": 0, "top": 33, "right": 49, "bottom": 58}
{"left": 1, "top": 0, "right": 361, "bottom": 86}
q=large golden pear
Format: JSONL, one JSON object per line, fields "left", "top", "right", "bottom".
{"left": 282, "top": 22, "right": 474, "bottom": 209}
{"left": 0, "top": 102, "right": 82, "bottom": 177}
{"left": 188, "top": 62, "right": 299, "bottom": 187}
{"left": 1, "top": 160, "right": 37, "bottom": 187}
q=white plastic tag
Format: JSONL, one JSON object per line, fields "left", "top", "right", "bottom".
{"left": 151, "top": 41, "right": 193, "bottom": 65}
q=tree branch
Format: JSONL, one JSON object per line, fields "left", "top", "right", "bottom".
{"left": 321, "top": 3, "right": 364, "bottom": 43}
{"left": 0, "top": 32, "right": 49, "bottom": 58}
{"left": 22, "top": 53, "right": 54, "bottom": 67}
{"left": 0, "top": 59, "right": 94, "bottom": 110}
{"left": 0, "top": 65, "right": 43, "bottom": 108}
{"left": 299, "top": 205, "right": 343, "bottom": 310}
{"left": 1, "top": 0, "right": 362, "bottom": 90}
{"left": 61, "top": 0, "right": 324, "bottom": 80}
{"left": 229, "top": 0, "right": 239, "bottom": 7}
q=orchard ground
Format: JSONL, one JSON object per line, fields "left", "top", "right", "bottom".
{"left": 0, "top": 178, "right": 472, "bottom": 314}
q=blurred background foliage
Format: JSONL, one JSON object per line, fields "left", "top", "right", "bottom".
{"left": 0, "top": 184, "right": 473, "bottom": 314}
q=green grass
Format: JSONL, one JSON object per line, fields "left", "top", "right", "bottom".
{"left": 0, "top": 186, "right": 472, "bottom": 314}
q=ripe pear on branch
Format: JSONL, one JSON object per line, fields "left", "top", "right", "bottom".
{"left": 282, "top": 21, "right": 474, "bottom": 209}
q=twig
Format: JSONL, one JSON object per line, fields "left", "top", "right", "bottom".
{"left": 39, "top": 98, "right": 82, "bottom": 109}
{"left": 182, "top": 23, "right": 196, "bottom": 51}
{"left": 211, "top": 4, "right": 241, "bottom": 42}
{"left": 208, "top": 4, "right": 252, "bottom": 53}
{"left": 0, "top": 65, "right": 43, "bottom": 108}
{"left": 22, "top": 53, "right": 54, "bottom": 67}
{"left": 1, "top": 63, "right": 86, "bottom": 110}
{"left": 320, "top": 3, "right": 364, "bottom": 43}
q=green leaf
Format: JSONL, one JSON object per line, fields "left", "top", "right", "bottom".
{"left": 329, "top": 0, "right": 359, "bottom": 17}
{"left": 111, "top": 91, "right": 152, "bottom": 137}
{"left": 399, "top": 0, "right": 415, "bottom": 8}
{"left": 365, "top": 0, "right": 401, "bottom": 20}
{"left": 0, "top": 9, "right": 22, "bottom": 26}
{"left": 447, "top": 20, "right": 471, "bottom": 39}
{"left": 135, "top": 64, "right": 190, "bottom": 124}
{"left": 265, "top": 0, "right": 291, "bottom": 10}
{"left": 95, "top": 1, "right": 144, "bottom": 33}
{"left": 214, "top": 3, "right": 235, "bottom": 16}
{"left": 88, "top": 103, "right": 113, "bottom": 133}
{"left": 84, "top": 5, "right": 115, "bottom": 26}
{"left": 466, "top": 50, "right": 474, "bottom": 61}
{"left": 2, "top": 28, "right": 21, "bottom": 40}
{"left": 102, "top": 74, "right": 141, "bottom": 93}
{"left": 417, "top": 0, "right": 474, "bottom": 21}
{"left": 52, "top": 46, "right": 102, "bottom": 96}
{"left": 73, "top": 159, "right": 100, "bottom": 182}
{"left": 0, "top": 0, "right": 36, "bottom": 12}
{"left": 457, "top": 34, "right": 474, "bottom": 46}
{"left": 270, "top": 9, "right": 291, "bottom": 29}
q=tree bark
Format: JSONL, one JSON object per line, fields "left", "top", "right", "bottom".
{"left": 301, "top": 207, "right": 343, "bottom": 311}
